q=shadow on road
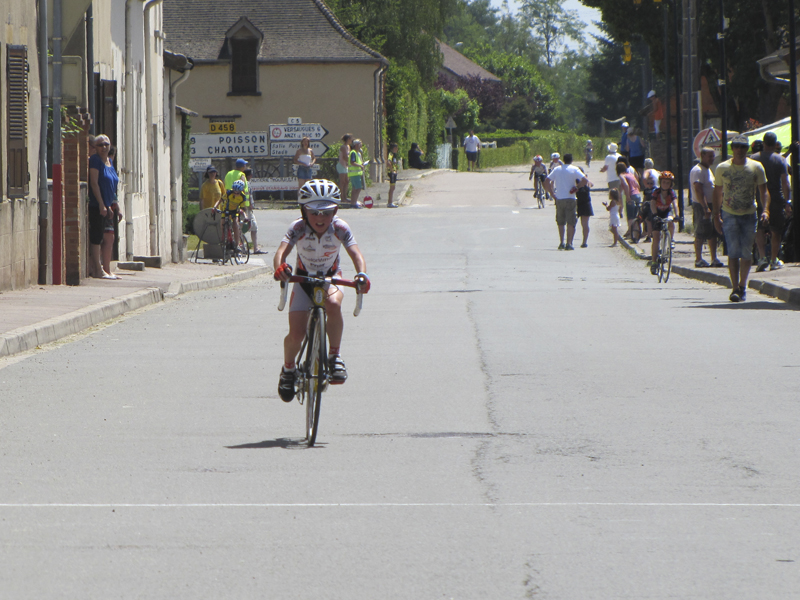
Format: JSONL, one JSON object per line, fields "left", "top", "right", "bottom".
{"left": 225, "top": 438, "right": 324, "bottom": 450}
{"left": 685, "top": 300, "right": 800, "bottom": 311}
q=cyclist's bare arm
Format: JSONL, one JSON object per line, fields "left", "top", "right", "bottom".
{"left": 274, "top": 241, "right": 294, "bottom": 280}
{"left": 345, "top": 244, "right": 366, "bottom": 274}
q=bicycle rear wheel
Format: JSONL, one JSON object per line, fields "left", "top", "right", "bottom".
{"left": 235, "top": 232, "right": 250, "bottom": 265}
{"left": 304, "top": 308, "right": 326, "bottom": 447}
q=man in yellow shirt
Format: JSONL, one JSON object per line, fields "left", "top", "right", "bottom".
{"left": 713, "top": 134, "right": 770, "bottom": 302}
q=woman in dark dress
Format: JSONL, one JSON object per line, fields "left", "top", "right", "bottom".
{"left": 576, "top": 167, "right": 594, "bottom": 248}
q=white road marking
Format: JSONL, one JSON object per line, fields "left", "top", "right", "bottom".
{"left": 1, "top": 502, "right": 799, "bottom": 508}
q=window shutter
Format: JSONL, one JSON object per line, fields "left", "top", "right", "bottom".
{"left": 7, "top": 45, "right": 29, "bottom": 198}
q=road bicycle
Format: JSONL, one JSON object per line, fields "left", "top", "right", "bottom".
{"left": 533, "top": 174, "right": 546, "bottom": 209}
{"left": 278, "top": 272, "right": 364, "bottom": 447}
{"left": 220, "top": 211, "right": 250, "bottom": 265}
{"left": 652, "top": 216, "right": 673, "bottom": 283}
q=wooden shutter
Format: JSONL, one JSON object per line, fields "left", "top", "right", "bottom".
{"left": 7, "top": 45, "right": 29, "bottom": 198}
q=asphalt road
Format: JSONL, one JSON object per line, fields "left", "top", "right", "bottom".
{"left": 2, "top": 168, "right": 799, "bottom": 599}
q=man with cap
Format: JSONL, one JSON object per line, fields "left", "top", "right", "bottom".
{"left": 641, "top": 90, "right": 664, "bottom": 136}
{"left": 751, "top": 131, "right": 791, "bottom": 272}
{"left": 600, "top": 143, "right": 622, "bottom": 193}
{"left": 225, "top": 158, "right": 248, "bottom": 190}
{"left": 712, "top": 134, "right": 770, "bottom": 302}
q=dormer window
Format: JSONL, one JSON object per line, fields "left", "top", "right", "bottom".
{"left": 226, "top": 18, "right": 262, "bottom": 96}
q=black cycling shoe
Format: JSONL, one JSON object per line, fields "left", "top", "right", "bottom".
{"left": 329, "top": 355, "right": 347, "bottom": 385}
{"left": 278, "top": 367, "right": 296, "bottom": 402}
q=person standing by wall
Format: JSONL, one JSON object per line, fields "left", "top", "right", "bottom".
{"left": 88, "top": 134, "right": 121, "bottom": 279}
{"left": 752, "top": 132, "right": 791, "bottom": 272}
{"left": 545, "top": 153, "right": 588, "bottom": 251}
{"left": 349, "top": 139, "right": 366, "bottom": 208}
{"left": 464, "top": 130, "right": 481, "bottom": 172}
{"left": 200, "top": 165, "right": 225, "bottom": 210}
{"left": 713, "top": 135, "right": 770, "bottom": 302}
{"left": 386, "top": 142, "right": 400, "bottom": 208}
{"left": 338, "top": 134, "right": 353, "bottom": 205}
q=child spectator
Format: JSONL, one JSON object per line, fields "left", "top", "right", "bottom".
{"left": 603, "top": 189, "right": 623, "bottom": 247}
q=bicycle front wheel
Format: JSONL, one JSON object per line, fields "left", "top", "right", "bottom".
{"left": 662, "top": 230, "right": 672, "bottom": 282}
{"left": 304, "top": 308, "right": 326, "bottom": 447}
{"left": 235, "top": 232, "right": 250, "bottom": 265}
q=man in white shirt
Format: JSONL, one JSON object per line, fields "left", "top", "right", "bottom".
{"left": 464, "top": 130, "right": 481, "bottom": 172}
{"left": 599, "top": 143, "right": 622, "bottom": 192}
{"left": 545, "top": 153, "right": 588, "bottom": 250}
{"left": 690, "top": 147, "right": 722, "bottom": 268}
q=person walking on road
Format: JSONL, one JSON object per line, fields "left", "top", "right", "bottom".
{"left": 386, "top": 142, "right": 400, "bottom": 208}
{"left": 338, "top": 134, "right": 353, "bottom": 205}
{"left": 464, "top": 130, "right": 481, "bottom": 171}
{"left": 600, "top": 143, "right": 622, "bottom": 194}
{"left": 545, "top": 153, "right": 588, "bottom": 251}
{"left": 690, "top": 148, "right": 722, "bottom": 268}
{"left": 713, "top": 134, "right": 770, "bottom": 302}
{"left": 751, "top": 131, "right": 791, "bottom": 272}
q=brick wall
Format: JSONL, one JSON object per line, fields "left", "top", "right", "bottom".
{"left": 63, "top": 110, "right": 92, "bottom": 285}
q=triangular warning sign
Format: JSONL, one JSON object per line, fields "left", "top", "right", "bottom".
{"left": 701, "top": 129, "right": 721, "bottom": 146}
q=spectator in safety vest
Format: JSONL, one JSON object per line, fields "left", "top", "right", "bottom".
{"left": 349, "top": 139, "right": 366, "bottom": 209}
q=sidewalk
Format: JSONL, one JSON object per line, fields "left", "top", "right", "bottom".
{"left": 619, "top": 227, "right": 800, "bottom": 306}
{"left": 0, "top": 259, "right": 271, "bottom": 358}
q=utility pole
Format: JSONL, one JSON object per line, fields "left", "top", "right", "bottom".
{"left": 718, "top": 0, "right": 728, "bottom": 161}
{"left": 789, "top": 0, "right": 799, "bottom": 262}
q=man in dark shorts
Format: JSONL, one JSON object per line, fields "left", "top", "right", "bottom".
{"left": 386, "top": 142, "right": 400, "bottom": 208}
{"left": 464, "top": 130, "right": 481, "bottom": 172}
{"left": 752, "top": 132, "right": 791, "bottom": 271}
{"left": 690, "top": 147, "right": 723, "bottom": 268}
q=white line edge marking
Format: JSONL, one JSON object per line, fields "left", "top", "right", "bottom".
{"left": 1, "top": 503, "right": 799, "bottom": 508}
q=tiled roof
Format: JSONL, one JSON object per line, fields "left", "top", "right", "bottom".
{"left": 438, "top": 40, "right": 500, "bottom": 82}
{"left": 163, "top": 0, "right": 387, "bottom": 64}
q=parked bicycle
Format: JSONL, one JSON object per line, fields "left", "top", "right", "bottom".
{"left": 278, "top": 272, "right": 365, "bottom": 447}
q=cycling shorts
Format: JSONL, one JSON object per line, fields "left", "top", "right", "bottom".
{"left": 288, "top": 270, "right": 343, "bottom": 313}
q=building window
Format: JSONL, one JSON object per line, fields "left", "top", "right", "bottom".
{"left": 6, "top": 45, "right": 29, "bottom": 198}
{"left": 230, "top": 38, "right": 259, "bottom": 95}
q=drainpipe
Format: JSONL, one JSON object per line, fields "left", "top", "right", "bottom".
{"left": 170, "top": 67, "right": 192, "bottom": 262}
{"left": 86, "top": 5, "right": 95, "bottom": 135}
{"left": 144, "top": 0, "right": 164, "bottom": 257}
{"left": 38, "top": 0, "right": 50, "bottom": 284}
{"left": 373, "top": 62, "right": 388, "bottom": 181}
{"left": 124, "top": 0, "right": 136, "bottom": 260}
{"left": 52, "top": 0, "right": 63, "bottom": 285}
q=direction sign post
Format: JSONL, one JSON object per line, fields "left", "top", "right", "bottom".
{"left": 269, "top": 124, "right": 329, "bottom": 141}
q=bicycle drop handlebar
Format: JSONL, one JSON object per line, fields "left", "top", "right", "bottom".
{"left": 278, "top": 274, "right": 364, "bottom": 317}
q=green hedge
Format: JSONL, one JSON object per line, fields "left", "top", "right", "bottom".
{"left": 456, "top": 141, "right": 531, "bottom": 171}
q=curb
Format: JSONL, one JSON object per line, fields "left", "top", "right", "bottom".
{"left": 618, "top": 237, "right": 800, "bottom": 306}
{"left": 0, "top": 266, "right": 272, "bottom": 359}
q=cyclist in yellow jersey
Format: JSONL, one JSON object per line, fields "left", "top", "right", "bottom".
{"left": 214, "top": 180, "right": 249, "bottom": 250}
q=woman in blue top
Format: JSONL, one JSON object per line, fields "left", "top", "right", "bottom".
{"left": 626, "top": 127, "right": 645, "bottom": 173}
{"left": 88, "top": 134, "right": 121, "bottom": 279}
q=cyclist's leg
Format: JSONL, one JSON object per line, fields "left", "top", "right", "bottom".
{"left": 285, "top": 310, "right": 310, "bottom": 367}
{"left": 324, "top": 287, "right": 345, "bottom": 351}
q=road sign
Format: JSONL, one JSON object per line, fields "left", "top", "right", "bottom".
{"left": 445, "top": 117, "right": 457, "bottom": 129}
{"left": 269, "top": 124, "right": 329, "bottom": 141}
{"left": 189, "top": 158, "right": 211, "bottom": 172}
{"left": 249, "top": 177, "right": 298, "bottom": 192}
{"left": 693, "top": 127, "right": 723, "bottom": 159}
{"left": 190, "top": 133, "right": 269, "bottom": 158}
{"left": 269, "top": 140, "right": 330, "bottom": 157}
{"left": 209, "top": 121, "right": 236, "bottom": 134}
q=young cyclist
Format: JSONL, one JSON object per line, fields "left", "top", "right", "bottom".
{"left": 649, "top": 171, "right": 679, "bottom": 274}
{"left": 214, "top": 179, "right": 248, "bottom": 250}
{"left": 529, "top": 155, "right": 547, "bottom": 204}
{"left": 273, "top": 179, "right": 370, "bottom": 402}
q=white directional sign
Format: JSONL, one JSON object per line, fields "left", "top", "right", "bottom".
{"left": 269, "top": 141, "right": 330, "bottom": 157}
{"left": 269, "top": 124, "right": 328, "bottom": 141}
{"left": 190, "top": 133, "right": 270, "bottom": 158}
{"left": 249, "top": 177, "right": 299, "bottom": 192}
{"left": 189, "top": 158, "right": 211, "bottom": 172}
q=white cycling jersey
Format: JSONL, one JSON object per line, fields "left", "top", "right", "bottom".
{"left": 282, "top": 216, "right": 357, "bottom": 275}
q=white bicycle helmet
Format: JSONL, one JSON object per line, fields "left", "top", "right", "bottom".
{"left": 551, "top": 152, "right": 560, "bottom": 160}
{"left": 298, "top": 179, "right": 341, "bottom": 210}
{"left": 232, "top": 180, "right": 245, "bottom": 193}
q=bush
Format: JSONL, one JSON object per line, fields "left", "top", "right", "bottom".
{"left": 184, "top": 201, "right": 200, "bottom": 235}
{"left": 456, "top": 141, "right": 531, "bottom": 171}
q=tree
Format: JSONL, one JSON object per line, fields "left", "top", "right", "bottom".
{"left": 520, "top": 0, "right": 585, "bottom": 67}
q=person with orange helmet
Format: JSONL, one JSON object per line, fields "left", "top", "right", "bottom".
{"left": 648, "top": 171, "right": 679, "bottom": 274}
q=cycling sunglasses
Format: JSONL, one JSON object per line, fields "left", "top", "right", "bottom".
{"left": 307, "top": 208, "right": 337, "bottom": 217}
